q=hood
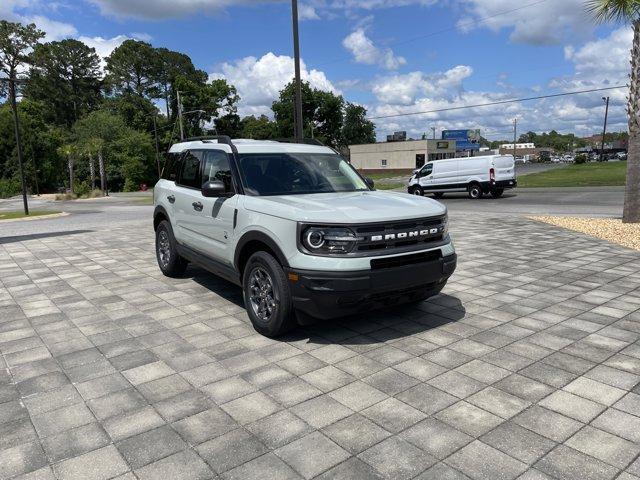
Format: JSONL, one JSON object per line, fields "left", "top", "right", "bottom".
{"left": 243, "top": 190, "right": 446, "bottom": 224}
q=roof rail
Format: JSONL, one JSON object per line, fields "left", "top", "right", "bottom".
{"left": 273, "top": 138, "right": 326, "bottom": 146}
{"left": 183, "top": 135, "right": 234, "bottom": 146}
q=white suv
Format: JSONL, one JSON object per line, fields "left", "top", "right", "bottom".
{"left": 153, "top": 136, "right": 457, "bottom": 337}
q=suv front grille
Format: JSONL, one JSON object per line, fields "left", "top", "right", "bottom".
{"left": 354, "top": 216, "right": 446, "bottom": 253}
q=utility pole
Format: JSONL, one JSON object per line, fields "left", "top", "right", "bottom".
{"left": 431, "top": 127, "right": 436, "bottom": 140}
{"left": 600, "top": 96, "right": 609, "bottom": 162}
{"left": 177, "top": 90, "right": 185, "bottom": 140}
{"left": 5, "top": 77, "right": 29, "bottom": 215}
{"left": 291, "top": 0, "right": 304, "bottom": 143}
{"left": 512, "top": 118, "right": 518, "bottom": 162}
{"left": 152, "top": 114, "right": 161, "bottom": 178}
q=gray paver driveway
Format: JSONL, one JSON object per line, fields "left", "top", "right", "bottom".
{"left": 1, "top": 213, "right": 640, "bottom": 480}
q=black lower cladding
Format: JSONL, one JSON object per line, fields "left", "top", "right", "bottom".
{"left": 288, "top": 252, "right": 457, "bottom": 320}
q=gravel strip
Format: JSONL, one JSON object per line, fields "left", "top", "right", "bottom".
{"left": 530, "top": 216, "right": 640, "bottom": 251}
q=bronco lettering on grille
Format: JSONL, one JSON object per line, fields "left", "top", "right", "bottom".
{"left": 370, "top": 227, "right": 441, "bottom": 242}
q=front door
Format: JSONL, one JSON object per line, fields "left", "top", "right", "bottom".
{"left": 418, "top": 163, "right": 433, "bottom": 189}
{"left": 192, "top": 149, "right": 238, "bottom": 265}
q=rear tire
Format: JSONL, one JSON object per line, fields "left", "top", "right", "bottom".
{"left": 468, "top": 184, "right": 483, "bottom": 199}
{"left": 490, "top": 188, "right": 504, "bottom": 198}
{"left": 242, "top": 251, "right": 295, "bottom": 337}
{"left": 433, "top": 192, "right": 445, "bottom": 199}
{"left": 412, "top": 186, "right": 424, "bottom": 196}
{"left": 155, "top": 220, "right": 188, "bottom": 278}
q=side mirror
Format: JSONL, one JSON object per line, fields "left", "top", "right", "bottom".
{"left": 364, "top": 177, "right": 375, "bottom": 189}
{"left": 202, "top": 180, "right": 227, "bottom": 197}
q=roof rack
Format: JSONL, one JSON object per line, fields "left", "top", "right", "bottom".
{"left": 183, "top": 135, "right": 234, "bottom": 146}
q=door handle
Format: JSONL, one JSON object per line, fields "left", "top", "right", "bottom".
{"left": 167, "top": 195, "right": 175, "bottom": 204}
{"left": 192, "top": 202, "right": 203, "bottom": 212}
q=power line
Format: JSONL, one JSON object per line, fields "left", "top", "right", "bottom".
{"left": 367, "top": 85, "right": 627, "bottom": 120}
{"left": 313, "top": 0, "right": 548, "bottom": 68}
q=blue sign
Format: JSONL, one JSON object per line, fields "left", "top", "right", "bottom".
{"left": 442, "top": 129, "right": 481, "bottom": 151}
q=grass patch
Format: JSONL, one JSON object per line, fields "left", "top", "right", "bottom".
{"left": 132, "top": 196, "right": 154, "bottom": 205}
{"left": 375, "top": 181, "right": 405, "bottom": 190}
{"left": 518, "top": 161, "right": 627, "bottom": 188}
{"left": 0, "top": 210, "right": 61, "bottom": 220}
{"left": 362, "top": 170, "right": 413, "bottom": 180}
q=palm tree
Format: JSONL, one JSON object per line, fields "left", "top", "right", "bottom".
{"left": 587, "top": 0, "right": 639, "bottom": 222}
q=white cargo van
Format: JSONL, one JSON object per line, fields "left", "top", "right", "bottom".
{"left": 407, "top": 155, "right": 517, "bottom": 199}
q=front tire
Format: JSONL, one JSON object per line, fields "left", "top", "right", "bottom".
{"left": 412, "top": 186, "right": 424, "bottom": 196}
{"left": 156, "top": 220, "right": 187, "bottom": 277}
{"left": 468, "top": 184, "right": 483, "bottom": 199}
{"left": 242, "top": 251, "right": 295, "bottom": 337}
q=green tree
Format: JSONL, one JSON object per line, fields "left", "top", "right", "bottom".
{"left": 105, "top": 40, "right": 159, "bottom": 98}
{"left": 73, "top": 109, "right": 155, "bottom": 192}
{"left": 26, "top": 39, "right": 102, "bottom": 127}
{"left": 240, "top": 115, "right": 278, "bottom": 139}
{"left": 156, "top": 47, "right": 206, "bottom": 118}
{"left": 342, "top": 103, "right": 375, "bottom": 145}
{"left": 173, "top": 76, "right": 239, "bottom": 140}
{"left": 215, "top": 113, "right": 243, "bottom": 138}
{"left": 587, "top": 0, "right": 639, "bottom": 222}
{"left": 0, "top": 20, "right": 45, "bottom": 204}
{"left": 272, "top": 81, "right": 318, "bottom": 140}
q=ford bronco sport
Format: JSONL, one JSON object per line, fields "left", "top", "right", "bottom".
{"left": 153, "top": 136, "right": 457, "bottom": 337}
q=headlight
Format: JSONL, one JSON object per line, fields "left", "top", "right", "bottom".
{"left": 301, "top": 226, "right": 362, "bottom": 255}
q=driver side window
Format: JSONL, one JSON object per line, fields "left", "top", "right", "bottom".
{"left": 421, "top": 163, "right": 433, "bottom": 176}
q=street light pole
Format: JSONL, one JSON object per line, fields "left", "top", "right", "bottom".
{"left": 513, "top": 118, "right": 518, "bottom": 162}
{"left": 152, "top": 114, "right": 161, "bottom": 178}
{"left": 6, "top": 77, "right": 29, "bottom": 215}
{"left": 177, "top": 90, "right": 185, "bottom": 140}
{"left": 291, "top": 0, "right": 304, "bottom": 143}
{"left": 600, "top": 96, "right": 609, "bottom": 162}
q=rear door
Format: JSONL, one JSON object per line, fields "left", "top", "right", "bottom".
{"left": 492, "top": 156, "right": 516, "bottom": 182}
{"left": 173, "top": 150, "right": 204, "bottom": 249}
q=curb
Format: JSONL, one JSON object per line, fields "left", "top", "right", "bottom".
{"left": 0, "top": 212, "right": 69, "bottom": 223}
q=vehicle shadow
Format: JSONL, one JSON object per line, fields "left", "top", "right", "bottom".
{"left": 286, "top": 294, "right": 467, "bottom": 346}
{"left": 186, "top": 265, "right": 466, "bottom": 346}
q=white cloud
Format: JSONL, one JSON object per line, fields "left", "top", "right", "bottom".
{"left": 458, "top": 0, "right": 591, "bottom": 45}
{"left": 77, "top": 34, "right": 130, "bottom": 68}
{"left": 343, "top": 28, "right": 406, "bottom": 70}
{"left": 210, "top": 52, "right": 339, "bottom": 116}
{"left": 23, "top": 15, "right": 78, "bottom": 41}
{"left": 565, "top": 26, "right": 632, "bottom": 78}
{"left": 371, "top": 66, "right": 473, "bottom": 105}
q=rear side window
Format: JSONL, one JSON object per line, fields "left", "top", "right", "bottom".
{"left": 162, "top": 152, "right": 181, "bottom": 181}
{"left": 178, "top": 151, "right": 202, "bottom": 189}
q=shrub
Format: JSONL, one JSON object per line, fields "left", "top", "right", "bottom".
{"left": 574, "top": 154, "right": 587, "bottom": 164}
{"left": 0, "top": 177, "right": 22, "bottom": 199}
{"left": 74, "top": 180, "right": 91, "bottom": 197}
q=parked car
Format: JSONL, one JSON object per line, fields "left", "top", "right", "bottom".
{"left": 153, "top": 137, "right": 457, "bottom": 337}
{"left": 407, "top": 155, "right": 517, "bottom": 199}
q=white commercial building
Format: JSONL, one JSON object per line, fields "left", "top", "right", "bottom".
{"left": 349, "top": 139, "right": 457, "bottom": 172}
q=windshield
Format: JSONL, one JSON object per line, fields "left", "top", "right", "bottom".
{"left": 237, "top": 152, "right": 369, "bottom": 196}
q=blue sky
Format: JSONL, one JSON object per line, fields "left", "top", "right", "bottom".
{"left": 2, "top": 0, "right": 630, "bottom": 140}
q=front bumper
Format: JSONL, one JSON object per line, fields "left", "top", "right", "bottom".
{"left": 286, "top": 252, "right": 457, "bottom": 320}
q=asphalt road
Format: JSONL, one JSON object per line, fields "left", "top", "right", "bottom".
{"left": 436, "top": 186, "right": 625, "bottom": 217}
{"left": 0, "top": 186, "right": 626, "bottom": 240}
